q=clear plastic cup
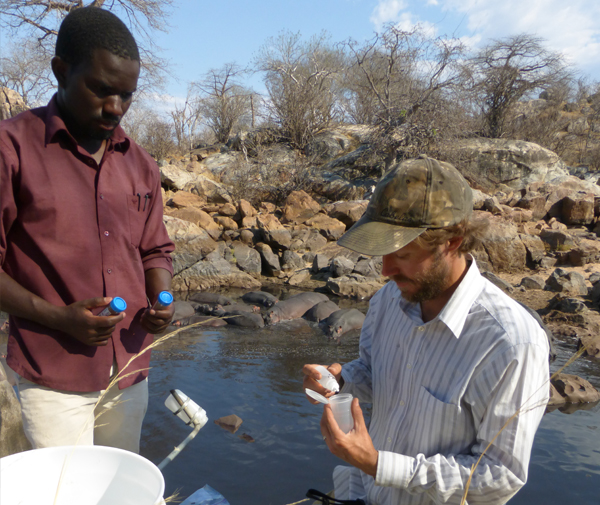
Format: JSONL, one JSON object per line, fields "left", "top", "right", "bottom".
{"left": 329, "top": 393, "right": 354, "bottom": 433}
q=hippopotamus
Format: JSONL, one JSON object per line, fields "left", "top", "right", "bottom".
{"left": 241, "top": 291, "right": 279, "bottom": 308}
{"left": 304, "top": 300, "right": 340, "bottom": 323}
{"left": 172, "top": 301, "right": 196, "bottom": 321}
{"left": 321, "top": 309, "right": 365, "bottom": 340}
{"left": 189, "top": 292, "right": 233, "bottom": 306}
{"left": 172, "top": 315, "right": 228, "bottom": 327}
{"left": 220, "top": 310, "right": 265, "bottom": 328}
{"left": 264, "top": 292, "right": 329, "bottom": 325}
{"left": 211, "top": 303, "right": 260, "bottom": 317}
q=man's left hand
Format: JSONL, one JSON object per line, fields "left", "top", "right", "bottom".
{"left": 140, "top": 304, "right": 174, "bottom": 334}
{"left": 321, "top": 397, "right": 379, "bottom": 477}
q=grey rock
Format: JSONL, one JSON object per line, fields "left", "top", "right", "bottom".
{"left": 0, "top": 362, "right": 32, "bottom": 457}
{"left": 331, "top": 256, "right": 355, "bottom": 278}
{"left": 550, "top": 297, "right": 587, "bottom": 313}
{"left": 545, "top": 268, "right": 588, "bottom": 295}
{"left": 281, "top": 250, "right": 305, "bottom": 271}
{"left": 231, "top": 242, "right": 262, "bottom": 275}
{"left": 326, "top": 274, "right": 385, "bottom": 299}
{"left": 589, "top": 272, "right": 600, "bottom": 285}
{"left": 302, "top": 251, "right": 317, "bottom": 264}
{"left": 353, "top": 257, "right": 382, "bottom": 278}
{"left": 539, "top": 229, "right": 575, "bottom": 250}
{"left": 256, "top": 244, "right": 281, "bottom": 277}
{"left": 520, "top": 275, "right": 546, "bottom": 290}
{"left": 482, "top": 271, "right": 514, "bottom": 292}
{"left": 312, "top": 254, "right": 330, "bottom": 273}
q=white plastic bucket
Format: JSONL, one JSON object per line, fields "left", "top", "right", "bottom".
{"left": 0, "top": 445, "right": 165, "bottom": 505}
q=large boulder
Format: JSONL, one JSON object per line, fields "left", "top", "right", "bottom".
{"left": 305, "top": 214, "right": 346, "bottom": 241}
{"left": 545, "top": 268, "right": 588, "bottom": 295}
{"left": 282, "top": 190, "right": 321, "bottom": 224}
{"left": 326, "top": 274, "right": 385, "bottom": 300}
{"left": 168, "top": 207, "right": 221, "bottom": 241}
{"left": 163, "top": 216, "right": 219, "bottom": 274}
{"left": 167, "top": 190, "right": 206, "bottom": 208}
{"left": 0, "top": 361, "right": 32, "bottom": 457}
{"left": 304, "top": 126, "right": 365, "bottom": 162}
{"left": 453, "top": 138, "right": 568, "bottom": 191}
{"left": 549, "top": 374, "right": 600, "bottom": 405}
{"left": 324, "top": 200, "right": 368, "bottom": 229}
{"left": 0, "top": 87, "right": 26, "bottom": 120}
{"left": 256, "top": 214, "right": 292, "bottom": 250}
{"left": 159, "top": 164, "right": 197, "bottom": 190}
{"left": 230, "top": 242, "right": 262, "bottom": 276}
{"left": 172, "top": 252, "right": 261, "bottom": 291}
{"left": 184, "top": 174, "right": 232, "bottom": 204}
{"left": 475, "top": 214, "right": 527, "bottom": 272}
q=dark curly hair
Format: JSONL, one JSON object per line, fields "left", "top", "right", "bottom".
{"left": 55, "top": 7, "right": 139, "bottom": 66}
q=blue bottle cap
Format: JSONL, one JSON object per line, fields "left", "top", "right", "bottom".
{"left": 157, "top": 291, "right": 173, "bottom": 306}
{"left": 110, "top": 297, "right": 127, "bottom": 313}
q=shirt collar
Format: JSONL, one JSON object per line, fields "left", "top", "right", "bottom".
{"left": 44, "top": 95, "right": 130, "bottom": 152}
{"left": 437, "top": 256, "right": 485, "bottom": 338}
{"left": 393, "top": 255, "right": 485, "bottom": 338}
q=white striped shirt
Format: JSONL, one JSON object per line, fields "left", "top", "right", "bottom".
{"left": 336, "top": 259, "right": 550, "bottom": 505}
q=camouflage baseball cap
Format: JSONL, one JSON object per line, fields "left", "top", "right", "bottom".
{"left": 337, "top": 155, "right": 473, "bottom": 256}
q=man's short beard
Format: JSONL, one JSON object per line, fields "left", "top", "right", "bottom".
{"left": 397, "top": 251, "right": 451, "bottom": 304}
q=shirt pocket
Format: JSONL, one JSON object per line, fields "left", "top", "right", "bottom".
{"left": 412, "top": 386, "right": 475, "bottom": 456}
{"left": 126, "top": 193, "right": 150, "bottom": 248}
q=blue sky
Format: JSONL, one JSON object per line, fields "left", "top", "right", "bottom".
{"left": 150, "top": 0, "right": 600, "bottom": 106}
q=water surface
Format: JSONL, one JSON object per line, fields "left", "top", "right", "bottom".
{"left": 140, "top": 301, "right": 600, "bottom": 504}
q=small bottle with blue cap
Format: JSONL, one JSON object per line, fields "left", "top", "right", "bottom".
{"left": 98, "top": 297, "right": 127, "bottom": 316}
{"left": 152, "top": 291, "right": 174, "bottom": 310}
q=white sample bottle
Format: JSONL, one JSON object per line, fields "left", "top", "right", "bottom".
{"left": 98, "top": 297, "right": 127, "bottom": 316}
{"left": 315, "top": 365, "right": 340, "bottom": 393}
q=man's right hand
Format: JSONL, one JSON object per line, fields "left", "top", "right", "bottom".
{"left": 56, "top": 297, "right": 125, "bottom": 347}
{"left": 302, "top": 363, "right": 342, "bottom": 404}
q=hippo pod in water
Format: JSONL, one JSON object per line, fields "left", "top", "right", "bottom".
{"left": 320, "top": 309, "right": 366, "bottom": 340}
{"left": 304, "top": 300, "right": 340, "bottom": 322}
{"left": 189, "top": 292, "right": 233, "bottom": 306}
{"left": 241, "top": 291, "right": 279, "bottom": 308}
{"left": 264, "top": 292, "right": 329, "bottom": 325}
{"left": 220, "top": 310, "right": 265, "bottom": 328}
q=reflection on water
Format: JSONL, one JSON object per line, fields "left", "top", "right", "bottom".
{"left": 140, "top": 302, "right": 600, "bottom": 505}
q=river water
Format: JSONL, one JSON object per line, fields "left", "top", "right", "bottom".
{"left": 140, "top": 293, "right": 600, "bottom": 505}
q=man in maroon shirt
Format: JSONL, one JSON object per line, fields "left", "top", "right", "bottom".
{"left": 0, "top": 7, "right": 175, "bottom": 452}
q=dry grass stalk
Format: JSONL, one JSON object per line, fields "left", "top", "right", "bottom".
{"left": 459, "top": 345, "right": 588, "bottom": 505}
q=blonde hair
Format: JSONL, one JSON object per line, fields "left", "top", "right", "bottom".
{"left": 413, "top": 217, "right": 488, "bottom": 254}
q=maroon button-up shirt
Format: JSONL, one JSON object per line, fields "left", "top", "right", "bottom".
{"left": 0, "top": 97, "right": 174, "bottom": 392}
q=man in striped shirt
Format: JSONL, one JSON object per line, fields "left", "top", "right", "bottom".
{"left": 303, "top": 155, "right": 550, "bottom": 504}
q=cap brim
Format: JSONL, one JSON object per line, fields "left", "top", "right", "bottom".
{"left": 337, "top": 214, "right": 426, "bottom": 256}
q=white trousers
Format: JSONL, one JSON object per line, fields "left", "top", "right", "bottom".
{"left": 17, "top": 376, "right": 148, "bottom": 454}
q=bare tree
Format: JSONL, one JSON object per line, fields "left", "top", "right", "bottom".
{"left": 341, "top": 25, "right": 467, "bottom": 163}
{"left": 0, "top": 0, "right": 172, "bottom": 96}
{"left": 169, "top": 88, "right": 203, "bottom": 152}
{"left": 140, "top": 113, "right": 175, "bottom": 161}
{"left": 467, "top": 34, "right": 572, "bottom": 138}
{"left": 0, "top": 40, "right": 54, "bottom": 107}
{"left": 192, "top": 63, "right": 253, "bottom": 144}
{"left": 255, "top": 31, "right": 344, "bottom": 149}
